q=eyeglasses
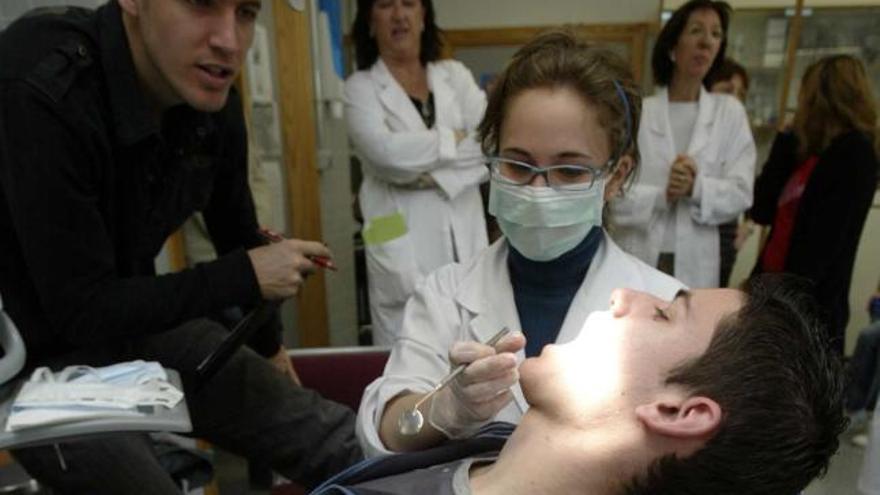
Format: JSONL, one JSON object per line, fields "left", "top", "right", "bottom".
{"left": 487, "top": 157, "right": 609, "bottom": 191}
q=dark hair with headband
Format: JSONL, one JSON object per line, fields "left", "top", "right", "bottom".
{"left": 478, "top": 30, "right": 641, "bottom": 184}
{"left": 705, "top": 57, "right": 749, "bottom": 93}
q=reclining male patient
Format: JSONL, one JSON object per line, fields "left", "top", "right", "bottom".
{"left": 317, "top": 274, "right": 846, "bottom": 494}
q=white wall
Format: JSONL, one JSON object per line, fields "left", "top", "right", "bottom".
{"left": 846, "top": 194, "right": 880, "bottom": 354}
{"left": 433, "top": 0, "right": 661, "bottom": 95}
{"left": 435, "top": 0, "right": 660, "bottom": 28}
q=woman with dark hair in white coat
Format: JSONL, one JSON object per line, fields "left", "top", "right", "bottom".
{"left": 357, "top": 31, "right": 684, "bottom": 457}
{"left": 609, "top": 0, "right": 756, "bottom": 288}
{"left": 345, "top": 0, "right": 488, "bottom": 346}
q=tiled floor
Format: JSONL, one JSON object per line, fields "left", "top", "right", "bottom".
{"left": 806, "top": 436, "right": 867, "bottom": 495}
{"left": 215, "top": 449, "right": 268, "bottom": 494}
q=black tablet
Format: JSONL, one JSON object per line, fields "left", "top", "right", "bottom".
{"left": 195, "top": 300, "right": 281, "bottom": 390}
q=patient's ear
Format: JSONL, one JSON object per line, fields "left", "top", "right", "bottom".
{"left": 604, "top": 155, "right": 634, "bottom": 201}
{"left": 635, "top": 396, "right": 722, "bottom": 439}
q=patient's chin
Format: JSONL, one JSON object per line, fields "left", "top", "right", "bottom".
{"left": 518, "top": 354, "right": 560, "bottom": 409}
{"left": 518, "top": 358, "right": 541, "bottom": 404}
{"left": 518, "top": 357, "right": 538, "bottom": 384}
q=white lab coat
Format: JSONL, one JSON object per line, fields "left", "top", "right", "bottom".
{"left": 345, "top": 59, "right": 489, "bottom": 346}
{"left": 356, "top": 232, "right": 684, "bottom": 456}
{"left": 609, "top": 87, "right": 756, "bottom": 288}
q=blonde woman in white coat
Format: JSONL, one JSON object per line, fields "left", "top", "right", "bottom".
{"left": 610, "top": 0, "right": 755, "bottom": 288}
{"left": 357, "top": 32, "right": 684, "bottom": 457}
{"left": 345, "top": 0, "right": 488, "bottom": 346}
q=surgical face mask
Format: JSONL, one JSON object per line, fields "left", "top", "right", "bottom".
{"left": 488, "top": 178, "right": 605, "bottom": 261}
{"left": 7, "top": 362, "right": 184, "bottom": 431}
{"left": 62, "top": 361, "right": 169, "bottom": 386}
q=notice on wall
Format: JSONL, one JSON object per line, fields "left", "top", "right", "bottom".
{"left": 247, "top": 24, "right": 274, "bottom": 105}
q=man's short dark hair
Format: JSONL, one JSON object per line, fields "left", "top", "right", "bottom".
{"left": 624, "top": 274, "right": 848, "bottom": 495}
{"left": 652, "top": 0, "right": 732, "bottom": 87}
{"left": 705, "top": 57, "right": 750, "bottom": 92}
{"left": 350, "top": 0, "right": 443, "bottom": 70}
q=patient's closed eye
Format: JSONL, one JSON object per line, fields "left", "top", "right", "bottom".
{"left": 654, "top": 306, "right": 669, "bottom": 321}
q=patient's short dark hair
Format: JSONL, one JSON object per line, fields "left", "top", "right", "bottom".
{"left": 624, "top": 274, "right": 848, "bottom": 495}
{"left": 705, "top": 57, "right": 749, "bottom": 92}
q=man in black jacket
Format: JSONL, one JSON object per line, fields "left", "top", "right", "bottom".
{"left": 0, "top": 0, "right": 361, "bottom": 492}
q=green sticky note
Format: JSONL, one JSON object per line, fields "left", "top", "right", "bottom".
{"left": 363, "top": 212, "right": 408, "bottom": 246}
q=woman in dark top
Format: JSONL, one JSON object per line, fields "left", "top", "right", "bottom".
{"left": 750, "top": 55, "right": 878, "bottom": 354}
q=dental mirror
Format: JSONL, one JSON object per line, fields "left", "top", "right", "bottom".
{"left": 398, "top": 327, "right": 511, "bottom": 436}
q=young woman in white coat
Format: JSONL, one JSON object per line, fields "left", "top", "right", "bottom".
{"left": 609, "top": 0, "right": 756, "bottom": 288}
{"left": 357, "top": 31, "right": 684, "bottom": 457}
{"left": 345, "top": 0, "right": 489, "bottom": 346}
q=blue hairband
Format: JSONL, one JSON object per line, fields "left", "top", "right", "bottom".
{"left": 611, "top": 79, "right": 632, "bottom": 151}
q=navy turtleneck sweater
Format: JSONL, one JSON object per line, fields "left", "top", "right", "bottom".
{"left": 508, "top": 227, "right": 603, "bottom": 357}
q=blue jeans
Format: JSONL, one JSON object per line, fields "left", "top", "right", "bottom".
{"left": 847, "top": 320, "right": 880, "bottom": 412}
{"left": 11, "top": 318, "right": 362, "bottom": 494}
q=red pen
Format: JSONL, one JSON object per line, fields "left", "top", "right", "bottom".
{"left": 257, "top": 228, "right": 337, "bottom": 271}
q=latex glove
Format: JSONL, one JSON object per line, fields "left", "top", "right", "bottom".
{"left": 428, "top": 332, "right": 525, "bottom": 439}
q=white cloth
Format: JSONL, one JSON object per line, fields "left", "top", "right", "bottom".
{"left": 356, "top": 232, "right": 684, "bottom": 456}
{"left": 6, "top": 361, "right": 183, "bottom": 431}
{"left": 667, "top": 102, "right": 699, "bottom": 155}
{"left": 345, "top": 59, "right": 489, "bottom": 346}
{"left": 609, "top": 87, "right": 756, "bottom": 288}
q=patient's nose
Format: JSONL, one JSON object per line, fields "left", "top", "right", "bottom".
{"left": 610, "top": 288, "right": 663, "bottom": 318}
{"left": 609, "top": 288, "right": 637, "bottom": 317}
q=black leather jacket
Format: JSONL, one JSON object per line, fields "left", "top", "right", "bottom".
{"left": 0, "top": 2, "right": 279, "bottom": 363}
